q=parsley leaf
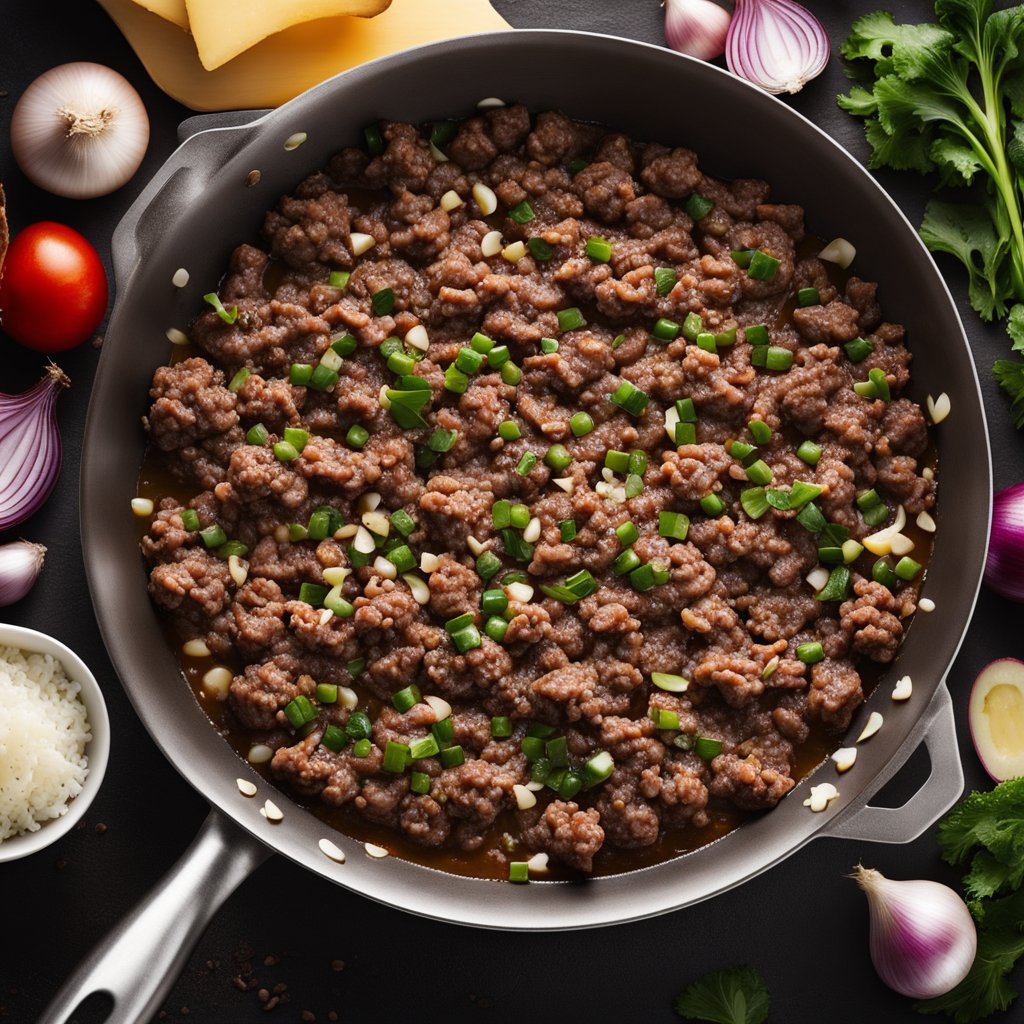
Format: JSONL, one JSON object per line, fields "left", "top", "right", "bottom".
{"left": 839, "top": 1, "right": 1024, "bottom": 426}
{"left": 673, "top": 966, "right": 770, "bottom": 1024}
{"left": 937, "top": 777, "right": 1024, "bottom": 874}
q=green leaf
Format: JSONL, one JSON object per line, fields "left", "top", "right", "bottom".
{"left": 930, "top": 136, "right": 986, "bottom": 185}
{"left": 994, "top": 359, "right": 1024, "bottom": 427}
{"left": 937, "top": 777, "right": 1024, "bottom": 872}
{"left": 1007, "top": 119, "right": 1024, "bottom": 177}
{"left": 920, "top": 199, "right": 1012, "bottom": 320}
{"left": 841, "top": 11, "right": 951, "bottom": 72}
{"left": 976, "top": 884, "right": 1024, "bottom": 932}
{"left": 673, "top": 966, "right": 770, "bottom": 1024}
{"left": 1004, "top": 72, "right": 1024, "bottom": 118}
{"left": 935, "top": 0, "right": 991, "bottom": 64}
{"left": 915, "top": 928, "right": 1024, "bottom": 1024}
{"left": 964, "top": 849, "right": 1018, "bottom": 902}
{"left": 865, "top": 117, "right": 936, "bottom": 174}
{"left": 1008, "top": 304, "right": 1024, "bottom": 354}
{"left": 836, "top": 84, "right": 878, "bottom": 118}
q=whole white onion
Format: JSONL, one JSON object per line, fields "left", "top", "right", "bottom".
{"left": 11, "top": 62, "right": 149, "bottom": 199}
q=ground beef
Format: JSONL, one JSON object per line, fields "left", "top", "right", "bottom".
{"left": 142, "top": 106, "right": 935, "bottom": 880}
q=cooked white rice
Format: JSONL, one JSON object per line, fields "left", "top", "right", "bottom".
{"left": 0, "top": 644, "right": 91, "bottom": 841}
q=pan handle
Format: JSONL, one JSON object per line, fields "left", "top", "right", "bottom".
{"left": 38, "top": 809, "right": 270, "bottom": 1024}
{"left": 820, "top": 682, "right": 963, "bottom": 845}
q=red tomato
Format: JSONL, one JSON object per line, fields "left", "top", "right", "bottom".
{"left": 0, "top": 221, "right": 108, "bottom": 352}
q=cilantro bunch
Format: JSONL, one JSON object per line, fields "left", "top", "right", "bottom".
{"left": 838, "top": 0, "right": 1024, "bottom": 426}
{"left": 916, "top": 777, "right": 1024, "bottom": 1022}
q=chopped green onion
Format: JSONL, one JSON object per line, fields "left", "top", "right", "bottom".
{"left": 328, "top": 270, "right": 350, "bottom": 289}
{"left": 796, "top": 641, "right": 825, "bottom": 665}
{"left": 863, "top": 503, "right": 889, "bottom": 527}
{"left": 895, "top": 556, "right": 922, "bottom": 581}
{"left": 545, "top": 444, "right": 571, "bottom": 471}
{"left": 696, "top": 332, "right": 717, "bottom": 353}
{"left": 625, "top": 473, "right": 644, "bottom": 499}
{"left": 181, "top": 508, "right": 200, "bottom": 532}
{"left": 819, "top": 548, "right": 844, "bottom": 566}
{"left": 751, "top": 346, "right": 768, "bottom": 368}
{"left": 658, "top": 511, "right": 690, "bottom": 541}
{"left": 797, "top": 440, "right": 822, "bottom": 466}
{"left": 324, "top": 590, "right": 354, "bottom": 618}
{"left": 227, "top": 368, "right": 250, "bottom": 393}
{"left": 283, "top": 427, "right": 309, "bottom": 453}
{"left": 797, "top": 287, "right": 820, "bottom": 307}
{"left": 430, "top": 119, "right": 459, "bottom": 149}
{"left": 527, "top": 237, "right": 553, "bottom": 261}
{"left": 745, "top": 459, "right": 773, "bottom": 486}
{"left": 452, "top": 625, "right": 482, "bottom": 653}
{"left": 410, "top": 771, "right": 431, "bottom": 794}
{"left": 392, "top": 684, "right": 421, "bottom": 713}
{"left": 685, "top": 193, "right": 714, "bottom": 220}
{"left": 540, "top": 337, "right": 559, "bottom": 354}
{"left": 745, "top": 324, "right": 769, "bottom": 347}
{"left": 527, "top": 723, "right": 557, "bottom": 739}
{"left": 652, "top": 318, "right": 680, "bottom": 342}
{"left": 611, "top": 333, "right": 625, "bottom": 349}
{"left": 844, "top": 337, "right": 874, "bottom": 362}
{"left": 309, "top": 364, "right": 339, "bottom": 391}
{"left": 820, "top": 522, "right": 850, "bottom": 547}
{"left": 510, "top": 505, "right": 530, "bottom": 532}
{"left": 380, "top": 337, "right": 403, "bottom": 359}
{"left": 428, "top": 428, "right": 459, "bottom": 453}
{"left": 246, "top": 423, "right": 269, "bottom": 446}
{"left": 650, "top": 707, "right": 680, "bottom": 731}
{"left": 391, "top": 509, "right": 415, "bottom": 537}
{"left": 651, "top": 561, "right": 670, "bottom": 586}
{"left": 694, "top": 736, "right": 722, "bottom": 761}
{"left": 487, "top": 344, "right": 510, "bottom": 367}
{"left": 331, "top": 333, "right": 357, "bottom": 356}
{"left": 498, "top": 419, "right": 521, "bottom": 441}
{"left": 748, "top": 420, "right": 772, "bottom": 444}
{"left": 204, "top": 292, "right": 239, "bottom": 325}
{"left": 307, "top": 509, "right": 333, "bottom": 541}
{"left": 345, "top": 424, "right": 369, "bottom": 450}
{"left": 700, "top": 494, "right": 726, "bottom": 516}
{"left": 605, "top": 449, "right": 630, "bottom": 473}
{"left": 284, "top": 695, "right": 317, "bottom": 729}
{"left": 842, "top": 539, "right": 865, "bottom": 564}
{"left": 491, "top": 716, "right": 513, "bottom": 738}
{"left": 546, "top": 735, "right": 569, "bottom": 767}
{"left": 346, "top": 711, "right": 372, "bottom": 740}
{"left": 290, "top": 363, "right": 314, "bottom": 386}
{"left": 444, "top": 364, "right": 470, "bottom": 394}
{"left": 558, "top": 519, "right": 577, "bottom": 542}
{"left": 492, "top": 499, "right": 512, "bottom": 529}
{"left": 766, "top": 489, "right": 790, "bottom": 510}
{"left": 651, "top": 672, "right": 689, "bottom": 693}
{"left": 616, "top": 521, "right": 639, "bottom": 547}
{"left": 515, "top": 452, "right": 538, "bottom": 476}
{"left": 439, "top": 745, "right": 465, "bottom": 768}
{"left": 740, "top": 487, "right": 770, "bottom": 520}
{"left": 570, "top": 411, "right": 594, "bottom": 436}
{"left": 629, "top": 563, "right": 657, "bottom": 592}
{"left": 351, "top": 738, "right": 373, "bottom": 758}
{"left": 508, "top": 200, "right": 535, "bottom": 224}
{"left": 566, "top": 569, "right": 597, "bottom": 598}
{"left": 456, "top": 347, "right": 485, "bottom": 375}
{"left": 386, "top": 545, "right": 416, "bottom": 573}
{"left": 612, "top": 549, "right": 642, "bottom": 576}
{"left": 383, "top": 740, "right": 410, "bottom": 773}
{"left": 557, "top": 307, "right": 587, "bottom": 332}
{"left": 288, "top": 523, "right": 308, "bottom": 542}
{"left": 788, "top": 481, "right": 823, "bottom": 508}
{"left": 583, "top": 750, "right": 615, "bottom": 787}
{"left": 200, "top": 524, "right": 227, "bottom": 548}
{"left": 486, "top": 615, "right": 509, "bottom": 642}
{"left": 765, "top": 347, "right": 794, "bottom": 372}
{"left": 681, "top": 313, "right": 703, "bottom": 342}
{"left": 371, "top": 287, "right": 395, "bottom": 316}
{"left": 748, "top": 250, "right": 781, "bottom": 280}
{"left": 856, "top": 489, "right": 882, "bottom": 512}
{"left": 509, "top": 862, "right": 529, "bottom": 883}
{"left": 731, "top": 249, "right": 754, "bottom": 268}
{"left": 853, "top": 380, "right": 878, "bottom": 399}
{"left": 387, "top": 351, "right": 415, "bottom": 376}
{"left": 482, "top": 589, "right": 508, "bottom": 616}
{"left": 445, "top": 612, "right": 474, "bottom": 634}
{"left": 715, "top": 327, "right": 737, "bottom": 347}
{"left": 873, "top": 558, "right": 898, "bottom": 589}
{"left": 409, "top": 734, "right": 440, "bottom": 760}
{"left": 216, "top": 540, "right": 248, "bottom": 560}
{"left": 364, "top": 123, "right": 384, "bottom": 154}
{"left": 322, "top": 724, "right": 348, "bottom": 752}
{"left": 476, "top": 551, "right": 502, "bottom": 581}
{"left": 655, "top": 267, "right": 678, "bottom": 296}
{"left": 816, "top": 566, "right": 851, "bottom": 602}
{"left": 501, "top": 362, "right": 522, "bottom": 386}
{"left": 869, "top": 367, "right": 891, "bottom": 401}
{"left": 470, "top": 331, "right": 494, "bottom": 353}
{"left": 674, "top": 423, "right": 696, "bottom": 445}
{"left": 608, "top": 380, "right": 649, "bottom": 417}
{"left": 729, "top": 440, "right": 757, "bottom": 461}
{"left": 431, "top": 718, "right": 454, "bottom": 746}
{"left": 298, "top": 582, "right": 330, "bottom": 607}
{"left": 585, "top": 236, "right": 613, "bottom": 263}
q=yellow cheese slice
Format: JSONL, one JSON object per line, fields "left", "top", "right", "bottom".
{"left": 129, "top": 0, "right": 189, "bottom": 29}
{"left": 98, "top": 0, "right": 510, "bottom": 111}
{"left": 186, "top": 0, "right": 393, "bottom": 71}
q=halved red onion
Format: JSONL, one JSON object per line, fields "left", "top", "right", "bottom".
{"left": 0, "top": 363, "right": 69, "bottom": 530}
{"left": 726, "top": 0, "right": 830, "bottom": 95}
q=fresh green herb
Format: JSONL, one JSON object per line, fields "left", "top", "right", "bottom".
{"left": 838, "top": 2, "right": 1024, "bottom": 423}
{"left": 673, "top": 965, "right": 770, "bottom": 1024}
{"left": 203, "top": 292, "right": 238, "bottom": 325}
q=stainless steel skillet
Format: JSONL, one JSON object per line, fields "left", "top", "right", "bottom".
{"left": 46, "top": 29, "right": 988, "bottom": 1024}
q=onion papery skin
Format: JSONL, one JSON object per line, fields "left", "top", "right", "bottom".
{"left": 726, "top": 0, "right": 830, "bottom": 95}
{"left": 986, "top": 483, "right": 1024, "bottom": 601}
{"left": 0, "top": 365, "right": 69, "bottom": 530}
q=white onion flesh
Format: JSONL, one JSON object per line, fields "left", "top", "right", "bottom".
{"left": 11, "top": 62, "right": 149, "bottom": 199}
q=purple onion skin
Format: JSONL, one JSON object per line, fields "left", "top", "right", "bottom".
{"left": 986, "top": 483, "right": 1024, "bottom": 601}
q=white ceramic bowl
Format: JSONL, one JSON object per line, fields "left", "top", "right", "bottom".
{"left": 0, "top": 623, "right": 110, "bottom": 862}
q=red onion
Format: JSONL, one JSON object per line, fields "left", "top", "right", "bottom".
{"left": 664, "top": 0, "right": 731, "bottom": 62}
{"left": 0, "top": 364, "right": 70, "bottom": 530}
{"left": 0, "top": 540, "right": 46, "bottom": 606}
{"left": 985, "top": 483, "right": 1024, "bottom": 601}
{"left": 726, "top": 0, "right": 830, "bottom": 95}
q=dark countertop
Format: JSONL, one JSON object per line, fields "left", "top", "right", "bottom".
{"left": 1, "top": 1, "right": 1021, "bottom": 1022}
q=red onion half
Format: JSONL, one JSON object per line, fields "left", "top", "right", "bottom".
{"left": 726, "top": 0, "right": 830, "bottom": 95}
{"left": 985, "top": 483, "right": 1024, "bottom": 601}
{"left": 0, "top": 364, "right": 69, "bottom": 530}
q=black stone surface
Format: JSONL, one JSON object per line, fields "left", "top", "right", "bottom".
{"left": 0, "top": 2, "right": 1021, "bottom": 1021}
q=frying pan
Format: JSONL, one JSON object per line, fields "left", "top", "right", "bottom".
{"left": 47, "top": 30, "right": 989, "bottom": 1024}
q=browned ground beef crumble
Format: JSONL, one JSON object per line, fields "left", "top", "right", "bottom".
{"left": 142, "top": 106, "right": 934, "bottom": 877}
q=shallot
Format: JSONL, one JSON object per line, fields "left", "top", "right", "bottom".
{"left": 10, "top": 62, "right": 149, "bottom": 199}
{"left": 726, "top": 0, "right": 830, "bottom": 95}
{"left": 664, "top": 0, "right": 732, "bottom": 61}
{"left": 0, "top": 365, "right": 69, "bottom": 530}
{"left": 0, "top": 540, "right": 46, "bottom": 607}
{"left": 985, "top": 483, "right": 1024, "bottom": 600}
{"left": 852, "top": 865, "right": 977, "bottom": 1000}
